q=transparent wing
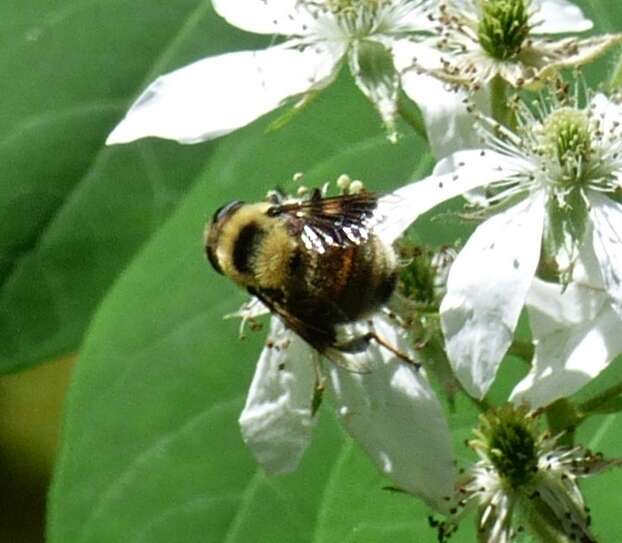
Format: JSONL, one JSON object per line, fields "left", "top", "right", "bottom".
{"left": 269, "top": 192, "right": 380, "bottom": 254}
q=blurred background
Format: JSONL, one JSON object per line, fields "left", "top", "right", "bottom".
{"left": 0, "top": 357, "right": 72, "bottom": 542}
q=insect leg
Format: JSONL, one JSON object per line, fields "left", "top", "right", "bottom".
{"left": 334, "top": 328, "right": 421, "bottom": 370}
{"left": 311, "top": 351, "right": 325, "bottom": 416}
{"left": 363, "top": 331, "right": 422, "bottom": 370}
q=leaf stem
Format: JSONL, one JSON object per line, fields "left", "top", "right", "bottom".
{"left": 608, "top": 52, "right": 622, "bottom": 91}
{"left": 545, "top": 398, "right": 580, "bottom": 447}
{"left": 579, "top": 380, "right": 622, "bottom": 416}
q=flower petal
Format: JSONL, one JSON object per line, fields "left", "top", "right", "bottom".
{"left": 525, "top": 276, "right": 607, "bottom": 339}
{"left": 401, "top": 71, "right": 479, "bottom": 158}
{"left": 384, "top": 1, "right": 438, "bottom": 32}
{"left": 510, "top": 302, "right": 622, "bottom": 408}
{"left": 375, "top": 149, "right": 517, "bottom": 245}
{"left": 239, "top": 318, "right": 317, "bottom": 474}
{"left": 432, "top": 148, "right": 532, "bottom": 177}
{"left": 212, "top": 0, "right": 313, "bottom": 35}
{"left": 531, "top": 0, "right": 593, "bottom": 34}
{"left": 441, "top": 194, "right": 546, "bottom": 399}
{"left": 392, "top": 37, "right": 481, "bottom": 157}
{"left": 591, "top": 93, "right": 622, "bottom": 134}
{"left": 326, "top": 315, "right": 454, "bottom": 511}
{"left": 590, "top": 192, "right": 622, "bottom": 320}
{"left": 107, "top": 43, "right": 343, "bottom": 144}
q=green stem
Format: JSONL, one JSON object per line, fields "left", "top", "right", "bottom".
{"left": 579, "top": 380, "right": 622, "bottom": 416}
{"left": 507, "top": 340, "right": 534, "bottom": 365}
{"left": 397, "top": 93, "right": 429, "bottom": 144}
{"left": 545, "top": 398, "right": 580, "bottom": 447}
{"left": 608, "top": 51, "right": 622, "bottom": 91}
{"left": 490, "top": 75, "right": 512, "bottom": 128}
{"left": 468, "top": 393, "right": 491, "bottom": 413}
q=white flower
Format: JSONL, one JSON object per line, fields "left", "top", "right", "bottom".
{"left": 419, "top": 0, "right": 622, "bottom": 89}
{"left": 238, "top": 309, "right": 455, "bottom": 510}
{"left": 228, "top": 185, "right": 467, "bottom": 510}
{"left": 434, "top": 405, "right": 620, "bottom": 543}
{"left": 511, "top": 243, "right": 622, "bottom": 408}
{"left": 106, "top": 0, "right": 456, "bottom": 145}
{"left": 407, "top": 91, "right": 622, "bottom": 400}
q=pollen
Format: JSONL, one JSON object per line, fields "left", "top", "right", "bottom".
{"left": 477, "top": 0, "right": 531, "bottom": 60}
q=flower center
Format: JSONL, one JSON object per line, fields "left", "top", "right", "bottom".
{"left": 541, "top": 107, "right": 592, "bottom": 184}
{"left": 315, "top": 0, "right": 391, "bottom": 36}
{"left": 481, "top": 406, "right": 538, "bottom": 488}
{"left": 326, "top": 0, "right": 386, "bottom": 14}
{"left": 477, "top": 0, "right": 531, "bottom": 60}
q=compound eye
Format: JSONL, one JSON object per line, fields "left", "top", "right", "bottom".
{"left": 212, "top": 200, "right": 244, "bottom": 223}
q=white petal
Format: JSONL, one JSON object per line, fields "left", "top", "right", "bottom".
{"left": 391, "top": 38, "right": 489, "bottom": 156}
{"left": 390, "top": 37, "right": 447, "bottom": 73}
{"left": 400, "top": 70, "right": 477, "bottom": 158}
{"left": 107, "top": 43, "right": 343, "bottom": 144}
{"left": 531, "top": 0, "right": 593, "bottom": 34}
{"left": 433, "top": 148, "right": 532, "bottom": 176}
{"left": 441, "top": 194, "right": 546, "bottom": 399}
{"left": 572, "top": 235, "right": 607, "bottom": 289}
{"left": 383, "top": 1, "right": 438, "bottom": 32}
{"left": 375, "top": 149, "right": 518, "bottom": 245}
{"left": 239, "top": 318, "right": 317, "bottom": 474}
{"left": 526, "top": 277, "right": 607, "bottom": 339}
{"left": 326, "top": 315, "right": 454, "bottom": 511}
{"left": 590, "top": 93, "right": 622, "bottom": 134}
{"left": 590, "top": 192, "right": 622, "bottom": 320}
{"left": 212, "top": 0, "right": 313, "bottom": 35}
{"left": 511, "top": 303, "right": 622, "bottom": 408}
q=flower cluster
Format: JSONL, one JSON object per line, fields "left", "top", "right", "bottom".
{"left": 108, "top": 0, "right": 622, "bottom": 540}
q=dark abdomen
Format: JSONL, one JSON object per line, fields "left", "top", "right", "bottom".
{"left": 285, "top": 236, "right": 396, "bottom": 328}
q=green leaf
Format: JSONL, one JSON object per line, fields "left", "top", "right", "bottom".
{"left": 35, "top": 1, "right": 622, "bottom": 541}
{"left": 0, "top": 1, "right": 267, "bottom": 373}
{"left": 48, "top": 79, "right": 440, "bottom": 540}
{"left": 577, "top": 412, "right": 622, "bottom": 541}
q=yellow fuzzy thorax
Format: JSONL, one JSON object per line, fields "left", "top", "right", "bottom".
{"left": 215, "top": 202, "right": 296, "bottom": 290}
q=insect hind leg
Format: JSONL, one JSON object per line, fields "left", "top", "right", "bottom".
{"left": 334, "top": 332, "right": 421, "bottom": 370}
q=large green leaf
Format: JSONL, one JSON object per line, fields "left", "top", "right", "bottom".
{"left": 0, "top": 1, "right": 267, "bottom": 373}
{"left": 47, "top": 0, "right": 622, "bottom": 541}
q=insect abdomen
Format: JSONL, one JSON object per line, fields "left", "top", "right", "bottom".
{"left": 287, "top": 236, "right": 396, "bottom": 326}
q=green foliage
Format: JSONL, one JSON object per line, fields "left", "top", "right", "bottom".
{"left": 2, "top": 0, "right": 622, "bottom": 541}
{"left": 0, "top": 0, "right": 265, "bottom": 373}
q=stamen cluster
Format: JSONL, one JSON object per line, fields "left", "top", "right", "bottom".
{"left": 477, "top": 0, "right": 532, "bottom": 60}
